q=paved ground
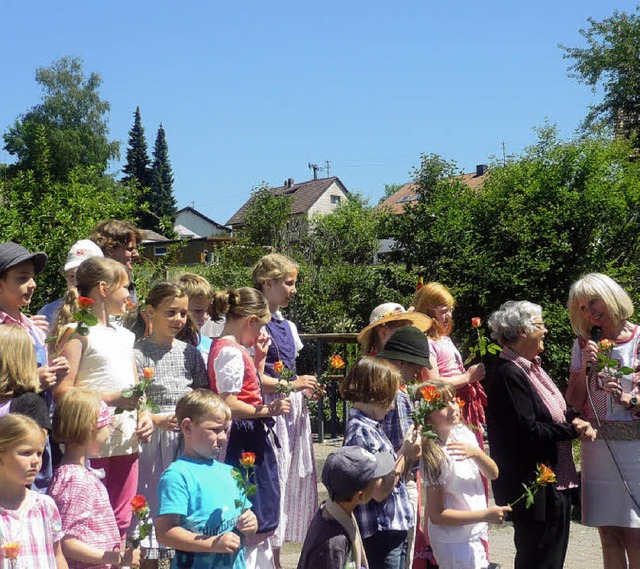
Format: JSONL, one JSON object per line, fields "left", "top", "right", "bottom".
{"left": 280, "top": 438, "right": 604, "bottom": 569}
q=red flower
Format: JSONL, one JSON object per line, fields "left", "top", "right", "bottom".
{"left": 456, "top": 397, "right": 466, "bottom": 408}
{"left": 130, "top": 495, "right": 148, "bottom": 514}
{"left": 78, "top": 296, "right": 95, "bottom": 310}
{"left": 240, "top": 452, "right": 256, "bottom": 466}
{"left": 420, "top": 385, "right": 441, "bottom": 403}
{"left": 330, "top": 355, "right": 346, "bottom": 370}
{"left": 273, "top": 361, "right": 285, "bottom": 374}
{"left": 0, "top": 542, "right": 20, "bottom": 560}
{"left": 536, "top": 464, "right": 557, "bottom": 485}
{"left": 142, "top": 367, "right": 154, "bottom": 380}
{"left": 416, "top": 277, "right": 424, "bottom": 291}
{"left": 471, "top": 317, "right": 482, "bottom": 328}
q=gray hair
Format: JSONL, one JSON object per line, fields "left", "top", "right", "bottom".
{"left": 488, "top": 300, "right": 542, "bottom": 346}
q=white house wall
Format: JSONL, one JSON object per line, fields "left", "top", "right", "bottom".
{"left": 306, "top": 182, "right": 349, "bottom": 218}
{"left": 176, "top": 210, "right": 228, "bottom": 237}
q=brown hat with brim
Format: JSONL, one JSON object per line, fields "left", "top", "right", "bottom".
{"left": 357, "top": 302, "right": 432, "bottom": 346}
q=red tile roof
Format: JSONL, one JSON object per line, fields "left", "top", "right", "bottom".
{"left": 377, "top": 169, "right": 489, "bottom": 214}
{"left": 226, "top": 176, "right": 349, "bottom": 226}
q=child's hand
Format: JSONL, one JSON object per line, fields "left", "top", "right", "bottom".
{"left": 268, "top": 397, "right": 291, "bottom": 416}
{"left": 154, "top": 413, "right": 179, "bottom": 432}
{"left": 212, "top": 531, "right": 242, "bottom": 554}
{"left": 30, "top": 314, "right": 49, "bottom": 333}
{"left": 253, "top": 333, "right": 271, "bottom": 361}
{"left": 446, "top": 441, "right": 479, "bottom": 461}
{"left": 122, "top": 546, "right": 141, "bottom": 567}
{"left": 136, "top": 411, "right": 155, "bottom": 443}
{"left": 401, "top": 424, "right": 422, "bottom": 462}
{"left": 485, "top": 505, "right": 511, "bottom": 524}
{"left": 292, "top": 374, "right": 318, "bottom": 392}
{"left": 236, "top": 509, "right": 258, "bottom": 536}
{"left": 50, "top": 356, "right": 70, "bottom": 379}
{"left": 466, "top": 363, "right": 485, "bottom": 384}
{"left": 37, "top": 366, "right": 58, "bottom": 390}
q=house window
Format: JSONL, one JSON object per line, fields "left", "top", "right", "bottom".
{"left": 330, "top": 195, "right": 341, "bottom": 204}
{"left": 154, "top": 246, "right": 168, "bottom": 257}
{"left": 397, "top": 196, "right": 410, "bottom": 203}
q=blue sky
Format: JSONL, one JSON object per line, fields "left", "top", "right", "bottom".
{"left": 1, "top": 1, "right": 637, "bottom": 225}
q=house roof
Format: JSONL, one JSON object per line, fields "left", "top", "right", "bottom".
{"left": 176, "top": 206, "right": 230, "bottom": 232}
{"left": 141, "top": 229, "right": 170, "bottom": 243}
{"left": 377, "top": 168, "right": 489, "bottom": 214}
{"left": 226, "top": 176, "right": 349, "bottom": 226}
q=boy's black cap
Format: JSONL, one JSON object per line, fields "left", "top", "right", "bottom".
{"left": 0, "top": 242, "right": 47, "bottom": 276}
{"left": 322, "top": 446, "right": 394, "bottom": 498}
{"left": 377, "top": 325, "right": 432, "bottom": 368}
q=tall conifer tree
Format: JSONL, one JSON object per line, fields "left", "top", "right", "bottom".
{"left": 149, "top": 124, "right": 177, "bottom": 232}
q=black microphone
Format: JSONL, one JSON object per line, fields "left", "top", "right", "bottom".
{"left": 586, "top": 325, "right": 603, "bottom": 375}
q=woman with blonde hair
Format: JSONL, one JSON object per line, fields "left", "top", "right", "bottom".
{"left": 566, "top": 273, "right": 640, "bottom": 569}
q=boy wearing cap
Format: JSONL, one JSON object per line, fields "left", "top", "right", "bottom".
{"left": 38, "top": 239, "right": 104, "bottom": 333}
{"left": 297, "top": 446, "right": 395, "bottom": 569}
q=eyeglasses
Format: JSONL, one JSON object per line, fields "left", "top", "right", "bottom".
{"left": 531, "top": 322, "right": 547, "bottom": 331}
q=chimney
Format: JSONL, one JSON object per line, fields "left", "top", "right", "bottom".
{"left": 288, "top": 178, "right": 294, "bottom": 187}
{"left": 476, "top": 164, "right": 488, "bottom": 176}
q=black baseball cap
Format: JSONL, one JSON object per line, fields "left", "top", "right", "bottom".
{"left": 377, "top": 325, "right": 432, "bottom": 368}
{"left": 322, "top": 446, "right": 395, "bottom": 498}
{"left": 0, "top": 242, "right": 47, "bottom": 276}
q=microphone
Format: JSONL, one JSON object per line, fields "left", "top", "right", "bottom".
{"left": 586, "top": 325, "right": 603, "bottom": 375}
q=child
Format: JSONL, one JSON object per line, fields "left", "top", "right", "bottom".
{"left": 0, "top": 326, "right": 51, "bottom": 431}
{"left": 340, "top": 356, "right": 422, "bottom": 569}
{"left": 251, "top": 253, "right": 319, "bottom": 565}
{"left": 51, "top": 256, "right": 154, "bottom": 539}
{"left": 297, "top": 445, "right": 396, "bottom": 569}
{"left": 133, "top": 282, "right": 208, "bottom": 565}
{"left": 208, "top": 287, "right": 291, "bottom": 569}
{"left": 358, "top": 303, "right": 432, "bottom": 357}
{"left": 0, "top": 413, "right": 68, "bottom": 567}
{"left": 175, "top": 272, "right": 214, "bottom": 362}
{"left": 412, "top": 282, "right": 486, "bottom": 449}
{"left": 155, "top": 389, "right": 258, "bottom": 569}
{"left": 421, "top": 380, "right": 510, "bottom": 569}
{"left": 48, "top": 389, "right": 141, "bottom": 568}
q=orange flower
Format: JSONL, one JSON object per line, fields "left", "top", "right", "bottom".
{"left": 471, "top": 317, "right": 482, "bottom": 328}
{"left": 598, "top": 339, "right": 614, "bottom": 352}
{"left": 416, "top": 277, "right": 424, "bottom": 291}
{"left": 330, "top": 355, "right": 346, "bottom": 370}
{"left": 142, "top": 367, "right": 154, "bottom": 381}
{"left": 240, "top": 452, "right": 256, "bottom": 466}
{"left": 130, "top": 494, "right": 148, "bottom": 514}
{"left": 78, "top": 296, "right": 95, "bottom": 310}
{"left": 420, "top": 385, "right": 441, "bottom": 403}
{"left": 273, "top": 361, "right": 285, "bottom": 374}
{"left": 536, "top": 464, "right": 557, "bottom": 485}
{"left": 0, "top": 542, "right": 20, "bottom": 560}
{"left": 456, "top": 397, "right": 466, "bottom": 408}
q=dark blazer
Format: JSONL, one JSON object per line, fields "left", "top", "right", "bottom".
{"left": 486, "top": 357, "right": 577, "bottom": 518}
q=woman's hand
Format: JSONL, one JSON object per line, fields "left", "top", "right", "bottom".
{"left": 581, "top": 340, "right": 599, "bottom": 372}
{"left": 466, "top": 363, "right": 485, "bottom": 384}
{"left": 572, "top": 417, "right": 597, "bottom": 441}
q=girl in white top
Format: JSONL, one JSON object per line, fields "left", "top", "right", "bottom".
{"left": 421, "top": 380, "right": 510, "bottom": 569}
{"left": 51, "top": 256, "right": 154, "bottom": 539}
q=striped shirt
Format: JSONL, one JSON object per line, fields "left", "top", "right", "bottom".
{"left": 343, "top": 408, "right": 413, "bottom": 538}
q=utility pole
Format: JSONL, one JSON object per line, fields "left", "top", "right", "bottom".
{"left": 501, "top": 141, "right": 507, "bottom": 167}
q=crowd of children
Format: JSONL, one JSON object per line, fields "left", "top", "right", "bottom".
{"left": 0, "top": 228, "right": 535, "bottom": 569}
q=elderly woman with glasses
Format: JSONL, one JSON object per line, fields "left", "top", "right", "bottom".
{"left": 566, "top": 273, "right": 640, "bottom": 569}
{"left": 486, "top": 300, "right": 596, "bottom": 569}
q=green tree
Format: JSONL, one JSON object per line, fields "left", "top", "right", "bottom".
{"left": 123, "top": 107, "right": 152, "bottom": 188}
{"left": 239, "top": 184, "right": 294, "bottom": 250}
{"left": 561, "top": 7, "right": 640, "bottom": 138}
{"left": 3, "top": 56, "right": 119, "bottom": 181}
{"left": 148, "top": 124, "right": 177, "bottom": 233}
{"left": 378, "top": 183, "right": 404, "bottom": 204}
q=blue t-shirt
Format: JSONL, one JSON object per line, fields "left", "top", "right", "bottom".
{"left": 158, "top": 456, "right": 245, "bottom": 569}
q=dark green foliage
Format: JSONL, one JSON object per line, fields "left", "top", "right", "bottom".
{"left": 3, "top": 56, "right": 119, "bottom": 181}
{"left": 123, "top": 107, "right": 152, "bottom": 188}
{"left": 238, "top": 185, "right": 294, "bottom": 250}
{"left": 561, "top": 7, "right": 640, "bottom": 139}
{"left": 148, "top": 124, "right": 177, "bottom": 232}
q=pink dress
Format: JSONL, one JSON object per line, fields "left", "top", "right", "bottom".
{"left": 48, "top": 464, "right": 120, "bottom": 569}
{"left": 0, "top": 491, "right": 64, "bottom": 569}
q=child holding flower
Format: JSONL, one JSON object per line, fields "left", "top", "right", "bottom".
{"left": 156, "top": 389, "right": 258, "bottom": 569}
{"left": 251, "top": 253, "right": 319, "bottom": 565}
{"left": 420, "top": 380, "right": 509, "bottom": 569}
{"left": 132, "top": 282, "right": 208, "bottom": 566}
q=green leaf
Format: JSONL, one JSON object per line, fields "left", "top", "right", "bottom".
{"left": 231, "top": 468, "right": 243, "bottom": 481}
{"left": 83, "top": 313, "right": 98, "bottom": 326}
{"left": 246, "top": 484, "right": 257, "bottom": 497}
{"left": 45, "top": 336, "right": 58, "bottom": 344}
{"left": 121, "top": 388, "right": 134, "bottom": 398}
{"left": 113, "top": 407, "right": 125, "bottom": 415}
{"left": 76, "top": 325, "right": 90, "bottom": 336}
{"left": 619, "top": 367, "right": 635, "bottom": 375}
{"left": 234, "top": 499, "right": 243, "bottom": 509}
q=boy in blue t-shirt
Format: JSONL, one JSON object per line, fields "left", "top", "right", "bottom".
{"left": 156, "top": 389, "right": 258, "bottom": 569}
